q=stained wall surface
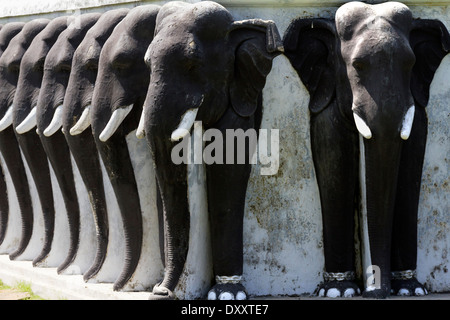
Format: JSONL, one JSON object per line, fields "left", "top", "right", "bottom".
{"left": 0, "top": 0, "right": 448, "bottom": 298}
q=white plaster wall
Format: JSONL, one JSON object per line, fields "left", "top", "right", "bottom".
{"left": 0, "top": 0, "right": 448, "bottom": 298}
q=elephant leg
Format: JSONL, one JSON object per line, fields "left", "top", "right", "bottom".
{"left": 310, "top": 104, "right": 361, "bottom": 298}
{"left": 64, "top": 130, "right": 109, "bottom": 281}
{"left": 0, "top": 128, "right": 33, "bottom": 259}
{"left": 205, "top": 108, "right": 254, "bottom": 300}
{"left": 0, "top": 163, "right": 8, "bottom": 246}
{"left": 39, "top": 131, "right": 80, "bottom": 274}
{"left": 15, "top": 132, "right": 55, "bottom": 266}
{"left": 390, "top": 106, "right": 428, "bottom": 296}
{"left": 95, "top": 134, "right": 143, "bottom": 291}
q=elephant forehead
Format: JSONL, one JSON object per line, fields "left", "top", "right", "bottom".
{"left": 336, "top": 1, "right": 412, "bottom": 40}
{"left": 156, "top": 1, "right": 232, "bottom": 38}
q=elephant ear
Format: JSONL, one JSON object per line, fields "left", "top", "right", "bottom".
{"left": 228, "top": 19, "right": 284, "bottom": 117}
{"left": 410, "top": 18, "right": 450, "bottom": 108}
{"left": 283, "top": 18, "right": 336, "bottom": 114}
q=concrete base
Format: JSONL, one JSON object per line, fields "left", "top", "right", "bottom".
{"left": 2, "top": 254, "right": 450, "bottom": 300}
{"left": 0, "top": 255, "right": 149, "bottom": 300}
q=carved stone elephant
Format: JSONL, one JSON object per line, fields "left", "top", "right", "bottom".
{"left": 138, "top": 1, "right": 283, "bottom": 300}
{"left": 80, "top": 5, "right": 160, "bottom": 291}
{"left": 61, "top": 7, "right": 130, "bottom": 284}
{"left": 283, "top": 1, "right": 450, "bottom": 298}
{"left": 0, "top": 22, "right": 27, "bottom": 256}
{"left": 0, "top": 18, "right": 51, "bottom": 265}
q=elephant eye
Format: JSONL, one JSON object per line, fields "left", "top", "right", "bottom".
{"left": 33, "top": 58, "right": 45, "bottom": 72}
{"left": 112, "top": 59, "right": 133, "bottom": 74}
{"left": 58, "top": 63, "right": 71, "bottom": 73}
{"left": 352, "top": 59, "right": 367, "bottom": 72}
{"left": 84, "top": 59, "right": 98, "bottom": 72}
{"left": 8, "top": 64, "right": 20, "bottom": 74}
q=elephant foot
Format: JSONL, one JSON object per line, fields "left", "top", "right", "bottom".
{"left": 318, "top": 280, "right": 361, "bottom": 298}
{"left": 207, "top": 275, "right": 247, "bottom": 300}
{"left": 318, "top": 271, "right": 360, "bottom": 298}
{"left": 148, "top": 283, "right": 176, "bottom": 300}
{"left": 391, "top": 270, "right": 428, "bottom": 296}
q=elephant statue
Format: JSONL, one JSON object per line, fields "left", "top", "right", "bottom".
{"left": 25, "top": 13, "right": 101, "bottom": 273}
{"left": 76, "top": 4, "right": 160, "bottom": 291}
{"left": 60, "top": 8, "right": 129, "bottom": 284}
{"left": 138, "top": 1, "right": 283, "bottom": 300}
{"left": 283, "top": 1, "right": 450, "bottom": 298}
{"left": 0, "top": 18, "right": 50, "bottom": 264}
{"left": 0, "top": 22, "right": 26, "bottom": 250}
{"left": 9, "top": 15, "right": 78, "bottom": 271}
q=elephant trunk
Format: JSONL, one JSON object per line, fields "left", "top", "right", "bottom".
{"left": 91, "top": 94, "right": 143, "bottom": 291}
{"left": 144, "top": 90, "right": 205, "bottom": 298}
{"left": 62, "top": 92, "right": 109, "bottom": 280}
{"left": 148, "top": 127, "right": 190, "bottom": 296}
{"left": 361, "top": 133, "right": 403, "bottom": 298}
{"left": 0, "top": 128, "right": 33, "bottom": 259}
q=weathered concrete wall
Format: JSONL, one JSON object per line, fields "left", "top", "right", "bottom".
{"left": 0, "top": 0, "right": 448, "bottom": 299}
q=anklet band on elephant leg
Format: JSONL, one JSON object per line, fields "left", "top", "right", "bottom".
{"left": 323, "top": 271, "right": 355, "bottom": 281}
{"left": 391, "top": 270, "right": 416, "bottom": 280}
{"left": 215, "top": 275, "right": 243, "bottom": 284}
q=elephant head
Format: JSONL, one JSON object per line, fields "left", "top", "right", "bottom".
{"left": 30, "top": 13, "right": 102, "bottom": 273}
{"left": 0, "top": 19, "right": 49, "bottom": 130}
{"left": 0, "top": 22, "right": 24, "bottom": 56}
{"left": 5, "top": 17, "right": 72, "bottom": 263}
{"left": 284, "top": 1, "right": 450, "bottom": 298}
{"left": 33, "top": 13, "right": 102, "bottom": 136}
{"left": 88, "top": 4, "right": 160, "bottom": 291}
{"left": 61, "top": 8, "right": 129, "bottom": 283}
{"left": 140, "top": 1, "right": 283, "bottom": 299}
{"left": 0, "top": 18, "right": 54, "bottom": 265}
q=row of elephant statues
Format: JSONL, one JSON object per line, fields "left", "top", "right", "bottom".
{"left": 0, "top": 0, "right": 448, "bottom": 300}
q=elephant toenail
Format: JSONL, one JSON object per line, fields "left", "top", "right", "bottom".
{"left": 398, "top": 288, "right": 410, "bottom": 296}
{"left": 219, "top": 292, "right": 234, "bottom": 300}
{"left": 318, "top": 288, "right": 325, "bottom": 297}
{"left": 236, "top": 291, "right": 246, "bottom": 300}
{"left": 343, "top": 288, "right": 355, "bottom": 297}
{"left": 326, "top": 288, "right": 340, "bottom": 298}
{"left": 415, "top": 288, "right": 426, "bottom": 296}
{"left": 207, "top": 291, "right": 217, "bottom": 300}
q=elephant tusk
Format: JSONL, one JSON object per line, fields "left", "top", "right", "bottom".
{"left": 353, "top": 112, "right": 372, "bottom": 139}
{"left": 69, "top": 105, "right": 92, "bottom": 136}
{"left": 136, "top": 108, "right": 145, "bottom": 139}
{"left": 43, "top": 105, "right": 64, "bottom": 137}
{"left": 15, "top": 106, "right": 37, "bottom": 134}
{"left": 0, "top": 105, "right": 13, "bottom": 131}
{"left": 99, "top": 104, "right": 133, "bottom": 142}
{"left": 400, "top": 105, "right": 415, "bottom": 140}
{"left": 171, "top": 108, "right": 199, "bottom": 142}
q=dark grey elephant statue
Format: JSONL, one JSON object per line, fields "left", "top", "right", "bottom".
{"left": 12, "top": 14, "right": 101, "bottom": 272}
{"left": 35, "top": 13, "right": 102, "bottom": 273}
{"left": 0, "top": 18, "right": 50, "bottom": 264}
{"left": 31, "top": 13, "right": 101, "bottom": 273}
{"left": 9, "top": 15, "right": 73, "bottom": 271}
{"left": 139, "top": 1, "right": 283, "bottom": 300}
{"left": 61, "top": 8, "right": 130, "bottom": 283}
{"left": 0, "top": 22, "right": 26, "bottom": 250}
{"left": 283, "top": 1, "right": 450, "bottom": 298}
{"left": 87, "top": 4, "right": 160, "bottom": 291}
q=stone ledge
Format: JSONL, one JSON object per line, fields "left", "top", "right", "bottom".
{"left": 0, "top": 0, "right": 449, "bottom": 19}
{"left": 0, "top": 255, "right": 149, "bottom": 300}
